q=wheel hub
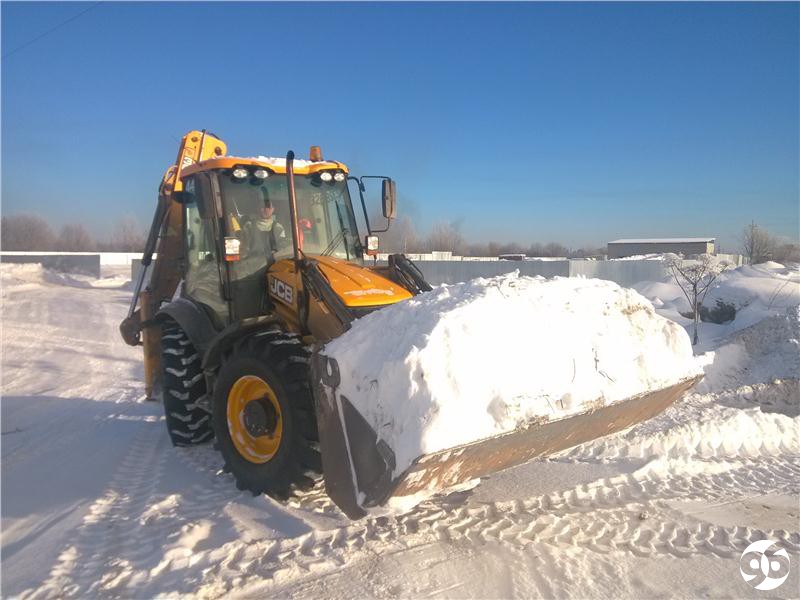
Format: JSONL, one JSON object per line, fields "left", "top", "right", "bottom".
{"left": 243, "top": 396, "right": 279, "bottom": 438}
{"left": 227, "top": 374, "right": 283, "bottom": 463}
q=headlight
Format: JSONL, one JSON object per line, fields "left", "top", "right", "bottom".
{"left": 232, "top": 167, "right": 248, "bottom": 179}
{"left": 319, "top": 171, "right": 333, "bottom": 182}
{"left": 333, "top": 172, "right": 346, "bottom": 182}
{"left": 253, "top": 169, "right": 270, "bottom": 179}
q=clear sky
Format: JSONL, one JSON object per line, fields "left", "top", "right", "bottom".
{"left": 2, "top": 1, "right": 798, "bottom": 250}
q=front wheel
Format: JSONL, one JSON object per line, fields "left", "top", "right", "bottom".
{"left": 212, "top": 333, "right": 321, "bottom": 498}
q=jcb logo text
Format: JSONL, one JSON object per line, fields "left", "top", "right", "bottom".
{"left": 269, "top": 278, "right": 294, "bottom": 305}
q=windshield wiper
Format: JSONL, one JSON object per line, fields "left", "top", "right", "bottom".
{"left": 322, "top": 203, "right": 351, "bottom": 260}
{"left": 321, "top": 229, "right": 347, "bottom": 256}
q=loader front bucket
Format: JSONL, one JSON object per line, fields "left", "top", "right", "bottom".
{"left": 311, "top": 352, "right": 702, "bottom": 520}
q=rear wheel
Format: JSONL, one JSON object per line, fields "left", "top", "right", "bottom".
{"left": 213, "top": 332, "right": 321, "bottom": 497}
{"left": 160, "top": 319, "right": 213, "bottom": 446}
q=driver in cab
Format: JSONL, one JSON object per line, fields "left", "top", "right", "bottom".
{"left": 243, "top": 199, "right": 287, "bottom": 257}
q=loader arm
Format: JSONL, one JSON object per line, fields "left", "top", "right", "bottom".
{"left": 119, "top": 130, "right": 227, "bottom": 398}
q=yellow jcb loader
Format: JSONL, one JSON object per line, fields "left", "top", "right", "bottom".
{"left": 121, "top": 130, "right": 699, "bottom": 519}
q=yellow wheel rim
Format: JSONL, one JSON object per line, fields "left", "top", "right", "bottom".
{"left": 227, "top": 375, "right": 283, "bottom": 464}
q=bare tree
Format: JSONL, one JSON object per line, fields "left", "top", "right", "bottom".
{"left": 742, "top": 222, "right": 774, "bottom": 264}
{"left": 425, "top": 221, "right": 465, "bottom": 255}
{"left": 526, "top": 242, "right": 544, "bottom": 257}
{"left": 542, "top": 242, "right": 569, "bottom": 257}
{"left": 1, "top": 214, "right": 55, "bottom": 251}
{"left": 569, "top": 247, "right": 605, "bottom": 259}
{"left": 464, "top": 242, "right": 490, "bottom": 256}
{"left": 773, "top": 242, "right": 800, "bottom": 264}
{"left": 665, "top": 253, "right": 732, "bottom": 345}
{"left": 57, "top": 224, "right": 95, "bottom": 251}
{"left": 110, "top": 216, "right": 147, "bottom": 252}
{"left": 498, "top": 242, "right": 524, "bottom": 256}
{"left": 371, "top": 214, "right": 420, "bottom": 254}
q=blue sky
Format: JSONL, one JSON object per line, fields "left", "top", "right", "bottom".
{"left": 2, "top": 2, "right": 798, "bottom": 250}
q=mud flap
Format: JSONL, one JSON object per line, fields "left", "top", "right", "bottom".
{"left": 311, "top": 350, "right": 701, "bottom": 519}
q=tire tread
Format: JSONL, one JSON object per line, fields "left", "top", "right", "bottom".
{"left": 161, "top": 320, "right": 213, "bottom": 446}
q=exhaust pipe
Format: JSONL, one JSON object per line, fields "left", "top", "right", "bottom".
{"left": 286, "top": 150, "right": 302, "bottom": 265}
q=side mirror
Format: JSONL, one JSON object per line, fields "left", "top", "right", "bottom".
{"left": 382, "top": 179, "right": 397, "bottom": 220}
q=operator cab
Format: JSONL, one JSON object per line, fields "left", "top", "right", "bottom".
{"left": 177, "top": 152, "right": 400, "bottom": 329}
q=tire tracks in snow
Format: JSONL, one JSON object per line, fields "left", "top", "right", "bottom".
{"left": 194, "top": 455, "right": 800, "bottom": 597}
{"left": 24, "top": 418, "right": 170, "bottom": 598}
{"left": 174, "top": 434, "right": 344, "bottom": 521}
{"left": 17, "top": 423, "right": 800, "bottom": 597}
{"left": 29, "top": 416, "right": 796, "bottom": 597}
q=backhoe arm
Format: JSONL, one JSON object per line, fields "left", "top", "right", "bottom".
{"left": 119, "top": 130, "right": 226, "bottom": 398}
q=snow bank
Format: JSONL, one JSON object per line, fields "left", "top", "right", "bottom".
{"left": 324, "top": 272, "right": 701, "bottom": 478}
{"left": 634, "top": 261, "right": 800, "bottom": 348}
{"left": 0, "top": 263, "right": 129, "bottom": 294}
{"left": 610, "top": 253, "right": 666, "bottom": 261}
{"left": 564, "top": 304, "right": 799, "bottom": 464}
{"left": 695, "top": 305, "right": 800, "bottom": 393}
{"left": 0, "top": 263, "right": 47, "bottom": 292}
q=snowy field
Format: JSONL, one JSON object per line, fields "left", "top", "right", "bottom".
{"left": 1, "top": 262, "right": 798, "bottom": 598}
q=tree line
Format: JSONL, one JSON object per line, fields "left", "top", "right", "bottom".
{"left": 741, "top": 222, "right": 800, "bottom": 264}
{"left": 1, "top": 214, "right": 146, "bottom": 252}
{"left": 374, "top": 216, "right": 605, "bottom": 258}
{"left": 1, "top": 212, "right": 603, "bottom": 258}
{"left": 2, "top": 212, "right": 797, "bottom": 263}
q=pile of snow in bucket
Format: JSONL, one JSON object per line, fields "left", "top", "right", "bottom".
{"left": 324, "top": 272, "right": 702, "bottom": 479}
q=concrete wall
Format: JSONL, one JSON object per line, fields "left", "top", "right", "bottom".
{"left": 100, "top": 252, "right": 150, "bottom": 266}
{"left": 0, "top": 251, "right": 162, "bottom": 277}
{"left": 131, "top": 259, "right": 155, "bottom": 285}
{"left": 0, "top": 252, "right": 101, "bottom": 277}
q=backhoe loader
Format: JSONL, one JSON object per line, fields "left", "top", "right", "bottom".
{"left": 121, "top": 130, "right": 700, "bottom": 519}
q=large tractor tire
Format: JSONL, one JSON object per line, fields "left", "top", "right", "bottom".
{"left": 160, "top": 319, "right": 214, "bottom": 446}
{"left": 212, "top": 332, "right": 321, "bottom": 498}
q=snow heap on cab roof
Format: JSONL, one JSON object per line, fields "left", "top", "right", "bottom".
{"left": 324, "top": 271, "right": 702, "bottom": 480}
{"left": 247, "top": 155, "right": 317, "bottom": 168}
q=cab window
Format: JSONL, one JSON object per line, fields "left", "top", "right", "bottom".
{"left": 182, "top": 175, "right": 227, "bottom": 325}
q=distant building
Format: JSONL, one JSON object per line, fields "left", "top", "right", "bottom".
{"left": 498, "top": 253, "right": 526, "bottom": 261}
{"left": 607, "top": 238, "right": 715, "bottom": 259}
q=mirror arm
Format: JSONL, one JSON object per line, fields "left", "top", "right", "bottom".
{"left": 359, "top": 175, "right": 393, "bottom": 233}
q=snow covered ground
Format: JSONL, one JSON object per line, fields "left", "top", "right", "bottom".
{"left": 2, "top": 262, "right": 798, "bottom": 598}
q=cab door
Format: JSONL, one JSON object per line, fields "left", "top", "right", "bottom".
{"left": 181, "top": 174, "right": 229, "bottom": 328}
